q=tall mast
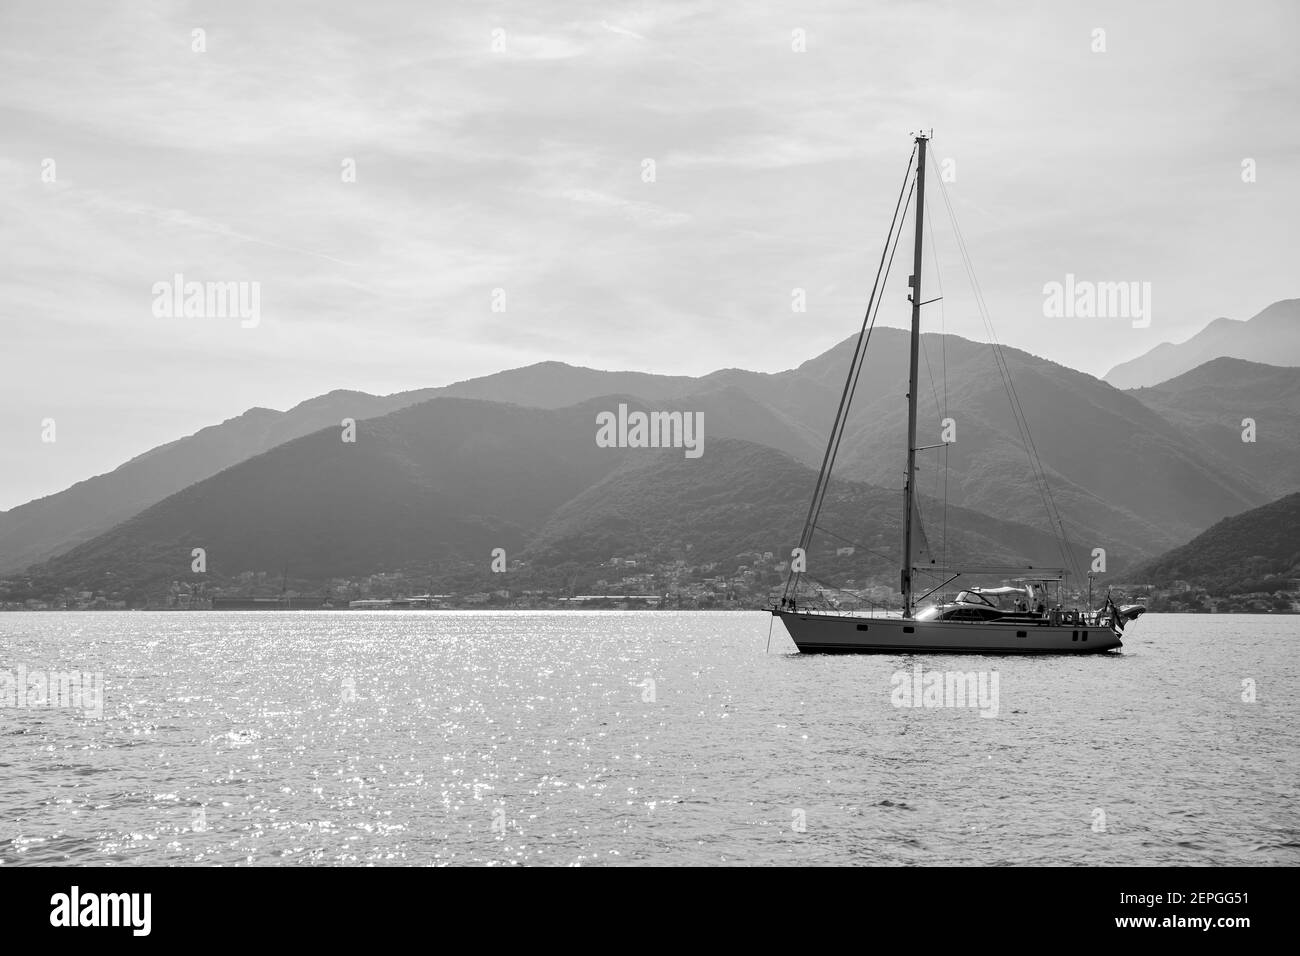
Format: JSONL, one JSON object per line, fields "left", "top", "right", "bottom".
{"left": 901, "top": 132, "right": 928, "bottom": 617}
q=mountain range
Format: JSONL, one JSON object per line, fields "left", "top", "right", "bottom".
{"left": 1103, "top": 299, "right": 1300, "bottom": 388}
{"left": 1128, "top": 358, "right": 1300, "bottom": 500}
{"left": 3, "top": 299, "right": 1298, "bottom": 602}
{"left": 1129, "top": 491, "right": 1300, "bottom": 598}
{"left": 17, "top": 398, "right": 1091, "bottom": 605}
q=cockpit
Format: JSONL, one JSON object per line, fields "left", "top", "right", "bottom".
{"left": 915, "top": 583, "right": 1047, "bottom": 622}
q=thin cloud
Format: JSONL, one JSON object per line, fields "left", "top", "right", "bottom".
{"left": 556, "top": 188, "right": 691, "bottom": 228}
{"left": 601, "top": 21, "right": 647, "bottom": 40}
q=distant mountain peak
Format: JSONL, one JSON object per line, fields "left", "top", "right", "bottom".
{"left": 204, "top": 406, "right": 280, "bottom": 425}
{"left": 1255, "top": 297, "right": 1300, "bottom": 320}
{"left": 1103, "top": 298, "right": 1300, "bottom": 389}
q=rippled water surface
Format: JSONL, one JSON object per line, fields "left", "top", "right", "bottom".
{"left": 1, "top": 611, "right": 1296, "bottom": 866}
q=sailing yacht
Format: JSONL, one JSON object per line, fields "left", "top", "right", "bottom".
{"left": 771, "top": 132, "right": 1144, "bottom": 654}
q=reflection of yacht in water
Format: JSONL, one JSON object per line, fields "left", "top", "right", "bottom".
{"left": 770, "top": 132, "right": 1144, "bottom": 654}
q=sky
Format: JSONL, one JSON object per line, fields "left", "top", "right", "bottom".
{"left": 0, "top": 0, "right": 1296, "bottom": 509}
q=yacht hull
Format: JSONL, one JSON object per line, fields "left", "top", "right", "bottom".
{"left": 776, "top": 610, "right": 1122, "bottom": 654}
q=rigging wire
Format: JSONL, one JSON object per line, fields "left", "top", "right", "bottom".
{"left": 785, "top": 151, "right": 914, "bottom": 568}
{"left": 926, "top": 150, "right": 1084, "bottom": 587}
{"left": 810, "top": 523, "right": 896, "bottom": 564}
{"left": 793, "top": 176, "right": 915, "bottom": 600}
{"left": 917, "top": 182, "right": 950, "bottom": 588}
{"left": 925, "top": 184, "right": 951, "bottom": 583}
{"left": 782, "top": 146, "right": 917, "bottom": 604}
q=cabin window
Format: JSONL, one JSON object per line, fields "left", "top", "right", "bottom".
{"left": 1072, "top": 631, "right": 1078, "bottom": 640}
{"left": 903, "top": 626, "right": 915, "bottom": 634}
{"left": 856, "top": 624, "right": 869, "bottom": 631}
{"left": 1082, "top": 632, "right": 1088, "bottom": 641}
{"left": 1017, "top": 631, "right": 1027, "bottom": 638}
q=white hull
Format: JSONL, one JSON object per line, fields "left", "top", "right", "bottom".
{"left": 776, "top": 610, "right": 1122, "bottom": 654}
